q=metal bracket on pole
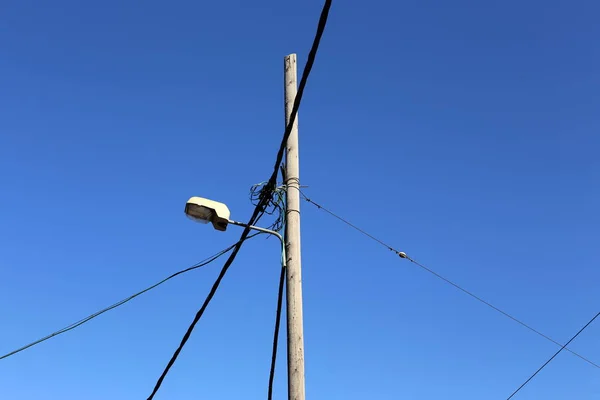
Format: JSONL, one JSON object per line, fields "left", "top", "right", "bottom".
{"left": 227, "top": 219, "right": 286, "bottom": 268}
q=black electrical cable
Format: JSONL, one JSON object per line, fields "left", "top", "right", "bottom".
{"left": 146, "top": 2, "right": 333, "bottom": 398}
{"left": 506, "top": 311, "right": 600, "bottom": 399}
{"left": 266, "top": 166, "right": 288, "bottom": 400}
{"left": 267, "top": 265, "right": 286, "bottom": 400}
{"left": 300, "top": 191, "right": 600, "bottom": 370}
{"left": 0, "top": 234, "right": 260, "bottom": 361}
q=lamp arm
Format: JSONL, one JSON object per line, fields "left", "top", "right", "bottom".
{"left": 227, "top": 219, "right": 286, "bottom": 268}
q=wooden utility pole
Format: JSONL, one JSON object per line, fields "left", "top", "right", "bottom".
{"left": 284, "top": 53, "right": 306, "bottom": 400}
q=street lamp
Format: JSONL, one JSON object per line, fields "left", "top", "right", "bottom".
{"left": 184, "top": 196, "right": 285, "bottom": 267}
{"left": 185, "top": 197, "right": 232, "bottom": 231}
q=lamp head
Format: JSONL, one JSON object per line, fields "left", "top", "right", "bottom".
{"left": 184, "top": 197, "right": 231, "bottom": 231}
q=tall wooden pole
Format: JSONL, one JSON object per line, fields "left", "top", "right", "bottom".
{"left": 284, "top": 53, "right": 306, "bottom": 400}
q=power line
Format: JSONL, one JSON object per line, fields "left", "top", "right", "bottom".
{"left": 146, "top": 2, "right": 333, "bottom": 398}
{"left": 506, "top": 311, "right": 600, "bottom": 399}
{"left": 268, "top": 264, "right": 286, "bottom": 400}
{"left": 300, "top": 191, "right": 600, "bottom": 370}
{"left": 266, "top": 167, "right": 287, "bottom": 400}
{"left": 0, "top": 234, "right": 260, "bottom": 361}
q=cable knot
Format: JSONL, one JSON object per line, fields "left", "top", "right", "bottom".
{"left": 250, "top": 181, "right": 286, "bottom": 232}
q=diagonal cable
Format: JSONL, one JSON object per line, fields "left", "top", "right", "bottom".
{"left": 0, "top": 234, "right": 260, "bottom": 361}
{"left": 300, "top": 191, "right": 600, "bottom": 370}
{"left": 506, "top": 311, "right": 600, "bottom": 399}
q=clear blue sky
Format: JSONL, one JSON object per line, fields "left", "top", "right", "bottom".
{"left": 1, "top": 1, "right": 598, "bottom": 399}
